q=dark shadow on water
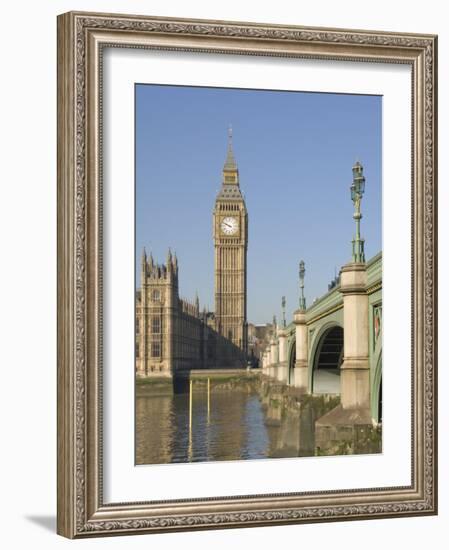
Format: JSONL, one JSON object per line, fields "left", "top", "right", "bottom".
{"left": 24, "top": 515, "right": 56, "bottom": 533}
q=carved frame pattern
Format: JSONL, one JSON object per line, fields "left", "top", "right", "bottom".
{"left": 57, "top": 11, "right": 437, "bottom": 538}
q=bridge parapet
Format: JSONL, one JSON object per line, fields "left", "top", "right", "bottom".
{"left": 366, "top": 251, "right": 382, "bottom": 287}
{"left": 303, "top": 252, "right": 381, "bottom": 325}
{"left": 305, "top": 283, "right": 342, "bottom": 324}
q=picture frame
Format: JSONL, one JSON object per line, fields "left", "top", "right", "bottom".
{"left": 57, "top": 11, "right": 438, "bottom": 538}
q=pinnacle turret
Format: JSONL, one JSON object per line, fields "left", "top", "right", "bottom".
{"left": 173, "top": 252, "right": 178, "bottom": 274}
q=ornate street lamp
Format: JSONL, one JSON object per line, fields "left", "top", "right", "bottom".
{"left": 350, "top": 161, "right": 366, "bottom": 263}
{"left": 299, "top": 260, "right": 306, "bottom": 311}
{"left": 281, "top": 296, "right": 286, "bottom": 328}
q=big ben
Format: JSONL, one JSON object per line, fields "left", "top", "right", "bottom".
{"left": 213, "top": 128, "right": 248, "bottom": 361}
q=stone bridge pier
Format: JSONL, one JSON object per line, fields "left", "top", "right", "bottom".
{"left": 339, "top": 262, "right": 370, "bottom": 411}
{"left": 314, "top": 261, "right": 374, "bottom": 453}
{"left": 276, "top": 327, "right": 288, "bottom": 383}
{"left": 270, "top": 337, "right": 278, "bottom": 378}
{"left": 293, "top": 309, "right": 308, "bottom": 391}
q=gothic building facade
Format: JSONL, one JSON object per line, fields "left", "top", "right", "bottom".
{"left": 136, "top": 131, "right": 248, "bottom": 378}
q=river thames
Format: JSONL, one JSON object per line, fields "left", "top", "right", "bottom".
{"left": 135, "top": 375, "right": 381, "bottom": 465}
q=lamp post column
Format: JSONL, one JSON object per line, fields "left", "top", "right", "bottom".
{"left": 294, "top": 260, "right": 308, "bottom": 392}
{"left": 340, "top": 161, "right": 370, "bottom": 410}
{"left": 315, "top": 162, "right": 373, "bottom": 454}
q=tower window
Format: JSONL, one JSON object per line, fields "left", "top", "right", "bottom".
{"left": 151, "top": 342, "right": 161, "bottom": 357}
{"left": 152, "top": 317, "right": 161, "bottom": 334}
{"left": 152, "top": 289, "right": 161, "bottom": 301}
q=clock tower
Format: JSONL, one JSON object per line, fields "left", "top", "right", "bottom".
{"left": 213, "top": 128, "right": 248, "bottom": 362}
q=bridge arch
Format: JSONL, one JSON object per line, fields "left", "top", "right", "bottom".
{"left": 309, "top": 322, "right": 344, "bottom": 394}
{"left": 287, "top": 336, "right": 296, "bottom": 385}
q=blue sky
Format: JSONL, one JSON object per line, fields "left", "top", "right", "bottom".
{"left": 135, "top": 84, "right": 382, "bottom": 325}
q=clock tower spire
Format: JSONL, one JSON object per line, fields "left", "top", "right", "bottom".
{"left": 223, "top": 125, "right": 238, "bottom": 174}
{"left": 213, "top": 128, "right": 248, "bottom": 365}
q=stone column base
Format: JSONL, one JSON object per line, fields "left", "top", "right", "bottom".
{"left": 293, "top": 361, "right": 308, "bottom": 393}
{"left": 276, "top": 361, "right": 288, "bottom": 383}
{"left": 340, "top": 357, "right": 370, "bottom": 409}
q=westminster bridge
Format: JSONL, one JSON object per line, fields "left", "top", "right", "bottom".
{"left": 261, "top": 252, "right": 382, "bottom": 427}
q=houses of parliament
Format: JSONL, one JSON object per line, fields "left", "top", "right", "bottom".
{"left": 135, "top": 130, "right": 249, "bottom": 378}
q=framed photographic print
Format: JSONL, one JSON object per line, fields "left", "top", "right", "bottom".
{"left": 57, "top": 11, "right": 438, "bottom": 538}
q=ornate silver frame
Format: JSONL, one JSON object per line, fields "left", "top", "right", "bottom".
{"left": 57, "top": 11, "right": 438, "bottom": 538}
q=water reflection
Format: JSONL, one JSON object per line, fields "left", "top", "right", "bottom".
{"left": 135, "top": 378, "right": 381, "bottom": 465}
{"left": 136, "top": 386, "right": 269, "bottom": 464}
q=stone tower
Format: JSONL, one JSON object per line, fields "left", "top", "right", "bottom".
{"left": 213, "top": 128, "right": 248, "bottom": 361}
{"left": 136, "top": 248, "right": 178, "bottom": 377}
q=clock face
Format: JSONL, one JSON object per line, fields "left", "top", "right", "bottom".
{"left": 220, "top": 216, "right": 239, "bottom": 236}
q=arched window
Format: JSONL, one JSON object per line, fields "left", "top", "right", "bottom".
{"left": 152, "top": 289, "right": 161, "bottom": 301}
